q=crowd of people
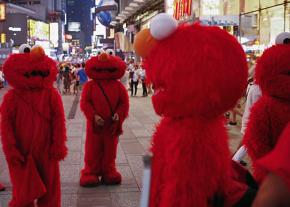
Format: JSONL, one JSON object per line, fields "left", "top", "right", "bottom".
{"left": 56, "top": 62, "right": 88, "bottom": 95}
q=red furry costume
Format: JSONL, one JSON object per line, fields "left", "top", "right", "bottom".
{"left": 1, "top": 46, "right": 67, "bottom": 207}
{"left": 134, "top": 14, "right": 248, "bottom": 207}
{"left": 80, "top": 51, "right": 129, "bottom": 186}
{"left": 257, "top": 122, "right": 290, "bottom": 191}
{"left": 243, "top": 35, "right": 290, "bottom": 184}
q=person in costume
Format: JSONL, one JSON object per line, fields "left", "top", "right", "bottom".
{"left": 243, "top": 32, "right": 290, "bottom": 184}
{"left": 79, "top": 49, "right": 129, "bottom": 187}
{"left": 253, "top": 122, "right": 290, "bottom": 207}
{"left": 1, "top": 44, "right": 67, "bottom": 207}
{"left": 134, "top": 13, "right": 248, "bottom": 207}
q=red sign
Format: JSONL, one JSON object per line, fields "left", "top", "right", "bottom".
{"left": 173, "top": 0, "right": 192, "bottom": 20}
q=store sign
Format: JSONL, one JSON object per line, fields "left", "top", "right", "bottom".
{"left": 50, "top": 23, "right": 59, "bottom": 48}
{"left": 173, "top": 0, "right": 192, "bottom": 20}
{"left": 8, "top": 27, "right": 22, "bottom": 32}
{"left": 68, "top": 22, "right": 81, "bottom": 32}
{"left": 0, "top": 3, "right": 6, "bottom": 21}
{"left": 28, "top": 19, "right": 49, "bottom": 41}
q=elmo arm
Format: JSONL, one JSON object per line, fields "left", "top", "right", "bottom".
{"left": 49, "top": 89, "right": 68, "bottom": 161}
{"left": 80, "top": 82, "right": 96, "bottom": 121}
{"left": 1, "top": 92, "right": 24, "bottom": 165}
{"left": 243, "top": 101, "right": 272, "bottom": 183}
{"left": 116, "top": 83, "right": 129, "bottom": 123}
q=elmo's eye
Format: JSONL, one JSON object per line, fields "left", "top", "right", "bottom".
{"left": 275, "top": 32, "right": 290, "bottom": 45}
{"left": 96, "top": 49, "right": 104, "bottom": 56}
{"left": 106, "top": 49, "right": 115, "bottom": 56}
{"left": 19, "top": 44, "right": 31, "bottom": 53}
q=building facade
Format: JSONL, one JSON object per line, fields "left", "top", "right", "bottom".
{"left": 163, "top": 0, "right": 290, "bottom": 64}
{"left": 66, "top": 0, "right": 94, "bottom": 51}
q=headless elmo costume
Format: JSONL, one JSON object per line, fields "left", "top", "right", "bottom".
{"left": 243, "top": 32, "right": 290, "bottom": 184}
{"left": 134, "top": 14, "right": 248, "bottom": 207}
{"left": 80, "top": 50, "right": 129, "bottom": 186}
{"left": 1, "top": 45, "right": 67, "bottom": 207}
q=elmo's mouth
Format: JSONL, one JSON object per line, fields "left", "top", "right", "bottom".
{"left": 23, "top": 70, "right": 50, "bottom": 78}
{"left": 95, "top": 67, "right": 118, "bottom": 73}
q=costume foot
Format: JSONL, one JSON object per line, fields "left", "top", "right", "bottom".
{"left": 79, "top": 174, "right": 100, "bottom": 187}
{"left": 101, "top": 171, "right": 122, "bottom": 185}
{"left": 0, "top": 183, "right": 5, "bottom": 191}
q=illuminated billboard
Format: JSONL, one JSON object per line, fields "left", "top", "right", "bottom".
{"left": 0, "top": 3, "right": 6, "bottom": 21}
{"left": 28, "top": 19, "right": 49, "bottom": 41}
{"left": 173, "top": 0, "right": 193, "bottom": 20}
{"left": 50, "top": 22, "right": 59, "bottom": 48}
{"left": 68, "top": 22, "right": 81, "bottom": 32}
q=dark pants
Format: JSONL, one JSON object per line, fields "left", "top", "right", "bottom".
{"left": 130, "top": 80, "right": 134, "bottom": 96}
{"left": 142, "top": 81, "right": 147, "bottom": 96}
{"left": 132, "top": 81, "right": 138, "bottom": 96}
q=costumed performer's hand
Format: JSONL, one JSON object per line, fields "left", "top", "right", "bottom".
{"left": 9, "top": 147, "right": 25, "bottom": 167}
{"left": 252, "top": 173, "right": 290, "bottom": 207}
{"left": 112, "top": 113, "right": 119, "bottom": 122}
{"left": 94, "top": 114, "right": 105, "bottom": 126}
{"left": 49, "top": 145, "right": 68, "bottom": 161}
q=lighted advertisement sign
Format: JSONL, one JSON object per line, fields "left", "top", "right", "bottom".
{"left": 50, "top": 22, "right": 59, "bottom": 48}
{"left": 68, "top": 22, "right": 81, "bottom": 32}
{"left": 173, "top": 0, "right": 192, "bottom": 20}
{"left": 4, "top": 14, "right": 28, "bottom": 46}
{"left": 28, "top": 19, "right": 49, "bottom": 41}
{"left": 0, "top": 3, "right": 6, "bottom": 21}
{"left": 165, "top": 0, "right": 175, "bottom": 16}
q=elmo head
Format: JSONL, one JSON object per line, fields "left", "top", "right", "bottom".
{"left": 85, "top": 49, "right": 126, "bottom": 80}
{"left": 255, "top": 32, "right": 290, "bottom": 101}
{"left": 134, "top": 14, "right": 248, "bottom": 118}
{"left": 3, "top": 44, "right": 57, "bottom": 89}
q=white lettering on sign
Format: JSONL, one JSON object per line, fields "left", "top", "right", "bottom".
{"left": 8, "top": 27, "right": 22, "bottom": 32}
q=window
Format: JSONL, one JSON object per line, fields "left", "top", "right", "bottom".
{"left": 241, "top": 0, "right": 259, "bottom": 13}
{"left": 240, "top": 12, "right": 261, "bottom": 64}
{"left": 260, "top": 0, "right": 284, "bottom": 9}
{"left": 286, "top": 3, "right": 290, "bottom": 32}
{"left": 260, "top": 5, "right": 284, "bottom": 46}
{"left": 223, "top": 0, "right": 240, "bottom": 15}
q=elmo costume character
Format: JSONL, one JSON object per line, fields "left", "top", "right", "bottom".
{"left": 1, "top": 44, "right": 67, "bottom": 207}
{"left": 79, "top": 49, "right": 129, "bottom": 186}
{"left": 134, "top": 14, "right": 248, "bottom": 207}
{"left": 243, "top": 32, "right": 290, "bottom": 184}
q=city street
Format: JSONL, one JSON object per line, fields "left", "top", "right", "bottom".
{"left": 0, "top": 87, "right": 243, "bottom": 207}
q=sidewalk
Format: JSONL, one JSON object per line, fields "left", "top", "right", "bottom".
{"left": 0, "top": 87, "right": 243, "bottom": 207}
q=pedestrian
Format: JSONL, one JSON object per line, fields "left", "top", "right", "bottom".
{"left": 0, "top": 67, "right": 4, "bottom": 89}
{"left": 56, "top": 66, "right": 63, "bottom": 93}
{"left": 77, "top": 62, "right": 88, "bottom": 90}
{"left": 140, "top": 67, "right": 147, "bottom": 96}
{"left": 128, "top": 63, "right": 135, "bottom": 96}
{"left": 63, "top": 66, "right": 71, "bottom": 94}
{"left": 132, "top": 64, "right": 140, "bottom": 96}
{"left": 72, "top": 64, "right": 80, "bottom": 95}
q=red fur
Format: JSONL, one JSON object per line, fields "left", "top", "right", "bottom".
{"left": 243, "top": 44, "right": 290, "bottom": 183}
{"left": 80, "top": 54, "right": 129, "bottom": 186}
{"left": 1, "top": 52, "right": 67, "bottom": 207}
{"left": 145, "top": 23, "right": 248, "bottom": 206}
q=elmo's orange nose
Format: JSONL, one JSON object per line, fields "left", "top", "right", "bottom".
{"left": 31, "top": 46, "right": 45, "bottom": 59}
{"left": 99, "top": 53, "right": 109, "bottom": 62}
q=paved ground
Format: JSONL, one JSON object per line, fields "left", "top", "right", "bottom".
{"left": 0, "top": 86, "right": 244, "bottom": 207}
